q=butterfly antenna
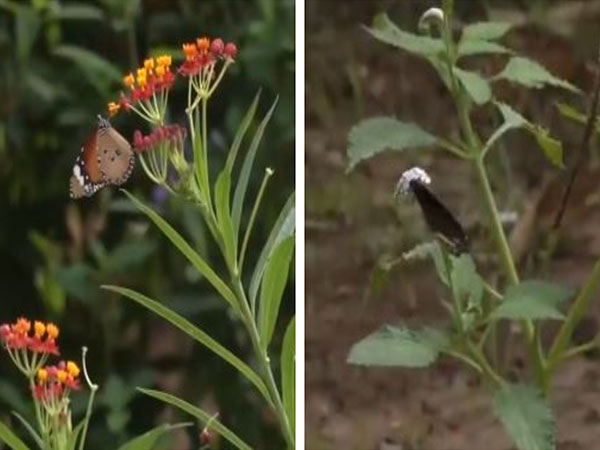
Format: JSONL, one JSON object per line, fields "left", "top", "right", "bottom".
{"left": 553, "top": 43, "right": 600, "bottom": 230}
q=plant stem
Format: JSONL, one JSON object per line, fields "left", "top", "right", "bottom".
{"left": 232, "top": 279, "right": 294, "bottom": 449}
{"left": 548, "top": 257, "right": 600, "bottom": 370}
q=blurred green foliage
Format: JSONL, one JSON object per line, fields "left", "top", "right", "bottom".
{"left": 0, "top": 0, "right": 294, "bottom": 448}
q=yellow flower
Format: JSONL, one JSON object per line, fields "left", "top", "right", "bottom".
{"left": 57, "top": 370, "right": 67, "bottom": 383}
{"left": 123, "top": 72, "right": 135, "bottom": 89}
{"left": 37, "top": 368, "right": 48, "bottom": 382}
{"left": 46, "top": 323, "right": 59, "bottom": 339}
{"left": 34, "top": 321, "right": 46, "bottom": 338}
{"left": 136, "top": 68, "right": 147, "bottom": 87}
{"left": 66, "top": 361, "right": 80, "bottom": 377}
{"left": 108, "top": 102, "right": 120, "bottom": 117}
{"left": 144, "top": 57, "right": 154, "bottom": 73}
{"left": 155, "top": 64, "right": 166, "bottom": 78}
{"left": 157, "top": 54, "right": 172, "bottom": 68}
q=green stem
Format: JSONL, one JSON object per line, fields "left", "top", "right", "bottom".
{"left": 232, "top": 280, "right": 295, "bottom": 449}
{"left": 548, "top": 257, "right": 600, "bottom": 370}
{"left": 79, "top": 347, "right": 98, "bottom": 450}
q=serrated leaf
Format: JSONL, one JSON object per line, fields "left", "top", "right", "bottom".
{"left": 451, "top": 254, "right": 484, "bottom": 311}
{"left": 457, "top": 39, "right": 512, "bottom": 57}
{"left": 490, "top": 280, "right": 572, "bottom": 321}
{"left": 485, "top": 102, "right": 563, "bottom": 167}
{"left": 347, "top": 117, "right": 437, "bottom": 170}
{"left": 493, "top": 384, "right": 556, "bottom": 450}
{"left": 454, "top": 67, "right": 492, "bottom": 105}
{"left": 462, "top": 21, "right": 512, "bottom": 41}
{"left": 281, "top": 317, "right": 295, "bottom": 437}
{"left": 368, "top": 13, "right": 444, "bottom": 56}
{"left": 496, "top": 56, "right": 580, "bottom": 93}
{"left": 117, "top": 423, "right": 191, "bottom": 450}
{"left": 348, "top": 325, "right": 447, "bottom": 367}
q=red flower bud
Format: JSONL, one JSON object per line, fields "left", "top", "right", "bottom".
{"left": 224, "top": 42, "right": 237, "bottom": 59}
{"left": 211, "top": 38, "right": 224, "bottom": 55}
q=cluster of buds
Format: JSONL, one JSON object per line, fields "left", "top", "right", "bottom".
{"left": 1, "top": 319, "right": 59, "bottom": 376}
{"left": 34, "top": 361, "right": 81, "bottom": 402}
{"left": 108, "top": 54, "right": 175, "bottom": 122}
{"left": 133, "top": 124, "right": 188, "bottom": 186}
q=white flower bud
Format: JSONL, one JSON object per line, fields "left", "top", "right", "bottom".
{"left": 419, "top": 7, "right": 445, "bottom": 32}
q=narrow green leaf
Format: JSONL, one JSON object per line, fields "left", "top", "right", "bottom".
{"left": 454, "top": 67, "right": 492, "bottom": 105}
{"left": 116, "top": 423, "right": 192, "bottom": 450}
{"left": 214, "top": 169, "right": 237, "bottom": 270}
{"left": 249, "top": 192, "right": 295, "bottom": 307}
{"left": 368, "top": 13, "right": 444, "bottom": 56}
{"left": 66, "top": 420, "right": 86, "bottom": 450}
{"left": 102, "top": 285, "right": 272, "bottom": 405}
{"left": 258, "top": 236, "right": 295, "bottom": 349}
{"left": 556, "top": 102, "right": 600, "bottom": 134}
{"left": 56, "top": 4, "right": 104, "bottom": 21}
{"left": 490, "top": 280, "right": 572, "bottom": 321}
{"left": 232, "top": 97, "right": 278, "bottom": 234}
{"left": 122, "top": 190, "right": 238, "bottom": 311}
{"left": 0, "top": 420, "right": 30, "bottom": 450}
{"left": 11, "top": 413, "right": 42, "bottom": 450}
{"left": 226, "top": 91, "right": 261, "bottom": 173}
{"left": 462, "top": 21, "right": 512, "bottom": 41}
{"left": 496, "top": 56, "right": 580, "bottom": 93}
{"left": 139, "top": 389, "right": 252, "bottom": 450}
{"left": 493, "top": 384, "right": 556, "bottom": 450}
{"left": 348, "top": 324, "right": 448, "bottom": 367}
{"left": 53, "top": 45, "right": 121, "bottom": 93}
{"left": 281, "top": 317, "right": 295, "bottom": 437}
{"left": 457, "top": 39, "right": 511, "bottom": 57}
{"left": 530, "top": 125, "right": 563, "bottom": 168}
{"left": 347, "top": 117, "right": 437, "bottom": 170}
{"left": 15, "top": 6, "right": 40, "bottom": 63}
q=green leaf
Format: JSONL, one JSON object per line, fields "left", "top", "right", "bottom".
{"left": 451, "top": 254, "right": 484, "bottom": 311}
{"left": 457, "top": 40, "right": 511, "bottom": 57}
{"left": 102, "top": 285, "right": 272, "bottom": 405}
{"left": 214, "top": 169, "right": 237, "bottom": 270}
{"left": 281, "top": 317, "right": 295, "bottom": 437}
{"left": 116, "top": 423, "right": 192, "bottom": 450}
{"left": 368, "top": 13, "right": 444, "bottom": 56}
{"left": 11, "top": 413, "right": 42, "bottom": 450}
{"left": 347, "top": 117, "right": 437, "bottom": 170}
{"left": 454, "top": 67, "right": 492, "bottom": 105}
{"left": 122, "top": 190, "right": 238, "bottom": 311}
{"left": 462, "top": 21, "right": 512, "bottom": 41}
{"left": 348, "top": 324, "right": 448, "bottom": 367}
{"left": 139, "top": 389, "right": 252, "bottom": 450}
{"left": 53, "top": 45, "right": 121, "bottom": 94}
{"left": 258, "top": 236, "right": 295, "bottom": 349}
{"left": 496, "top": 56, "right": 580, "bottom": 93}
{"left": 66, "top": 420, "right": 86, "bottom": 450}
{"left": 0, "top": 420, "right": 30, "bottom": 450}
{"left": 556, "top": 102, "right": 600, "bottom": 134}
{"left": 226, "top": 90, "right": 261, "bottom": 174}
{"left": 250, "top": 192, "right": 295, "bottom": 308}
{"left": 485, "top": 103, "right": 563, "bottom": 167}
{"left": 490, "top": 280, "right": 572, "bottom": 321}
{"left": 231, "top": 97, "right": 278, "bottom": 234}
{"left": 493, "top": 384, "right": 556, "bottom": 450}
{"left": 15, "top": 6, "right": 41, "bottom": 63}
{"left": 56, "top": 3, "right": 104, "bottom": 20}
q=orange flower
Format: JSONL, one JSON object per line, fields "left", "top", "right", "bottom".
{"left": 156, "top": 54, "right": 172, "bottom": 68}
{"left": 144, "top": 57, "right": 154, "bottom": 73}
{"left": 123, "top": 72, "right": 135, "bottom": 89}
{"left": 46, "top": 323, "right": 59, "bottom": 340}
{"left": 66, "top": 361, "right": 80, "bottom": 377}
{"left": 34, "top": 321, "right": 46, "bottom": 338}
{"left": 14, "top": 318, "right": 31, "bottom": 335}
{"left": 155, "top": 64, "right": 166, "bottom": 79}
{"left": 37, "top": 368, "right": 48, "bottom": 382}
{"left": 197, "top": 37, "right": 210, "bottom": 53}
{"left": 57, "top": 370, "right": 67, "bottom": 383}
{"left": 108, "top": 102, "right": 121, "bottom": 117}
{"left": 136, "top": 68, "right": 147, "bottom": 88}
{"left": 183, "top": 43, "right": 197, "bottom": 62}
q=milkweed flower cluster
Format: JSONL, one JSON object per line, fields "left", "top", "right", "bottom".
{"left": 1, "top": 318, "right": 97, "bottom": 450}
{"left": 1, "top": 318, "right": 59, "bottom": 376}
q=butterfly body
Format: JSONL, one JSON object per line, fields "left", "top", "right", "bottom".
{"left": 69, "top": 116, "right": 134, "bottom": 199}
{"left": 409, "top": 179, "right": 469, "bottom": 254}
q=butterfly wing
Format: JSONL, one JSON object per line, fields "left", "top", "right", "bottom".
{"left": 410, "top": 180, "right": 469, "bottom": 253}
{"left": 69, "top": 131, "right": 105, "bottom": 199}
{"left": 97, "top": 127, "right": 135, "bottom": 185}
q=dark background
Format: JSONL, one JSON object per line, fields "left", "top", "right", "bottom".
{"left": 0, "top": 0, "right": 294, "bottom": 449}
{"left": 306, "top": 1, "right": 600, "bottom": 449}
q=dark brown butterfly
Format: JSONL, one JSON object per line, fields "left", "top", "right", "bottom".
{"left": 69, "top": 116, "right": 134, "bottom": 199}
{"left": 410, "top": 179, "right": 470, "bottom": 254}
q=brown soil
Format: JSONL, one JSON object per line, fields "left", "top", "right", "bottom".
{"left": 306, "top": 1, "right": 600, "bottom": 449}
